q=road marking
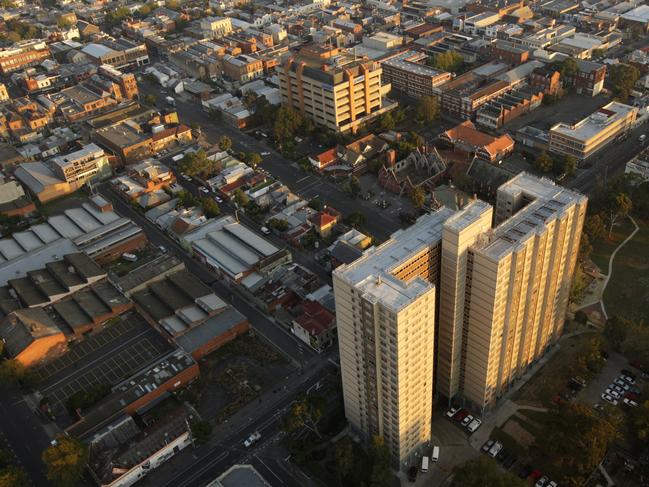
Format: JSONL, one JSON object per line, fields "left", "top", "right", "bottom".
{"left": 175, "top": 450, "right": 229, "bottom": 487}
{"left": 255, "top": 455, "right": 284, "bottom": 484}
{"left": 295, "top": 176, "right": 311, "bottom": 184}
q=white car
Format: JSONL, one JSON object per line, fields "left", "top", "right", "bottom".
{"left": 261, "top": 151, "right": 270, "bottom": 156}
{"left": 199, "top": 186, "right": 209, "bottom": 194}
{"left": 535, "top": 477, "right": 548, "bottom": 487}
{"left": 614, "top": 379, "right": 630, "bottom": 391}
{"left": 488, "top": 441, "right": 502, "bottom": 458}
{"left": 446, "top": 407, "right": 458, "bottom": 418}
{"left": 482, "top": 439, "right": 494, "bottom": 452}
{"left": 601, "top": 393, "right": 618, "bottom": 406}
{"left": 461, "top": 414, "right": 473, "bottom": 427}
{"left": 623, "top": 397, "right": 639, "bottom": 407}
{"left": 214, "top": 196, "right": 223, "bottom": 203}
{"left": 467, "top": 418, "right": 482, "bottom": 433}
{"left": 547, "top": 481, "right": 557, "bottom": 487}
{"left": 605, "top": 388, "right": 621, "bottom": 399}
{"left": 620, "top": 374, "right": 636, "bottom": 385}
{"left": 260, "top": 226, "right": 271, "bottom": 235}
{"left": 181, "top": 173, "right": 192, "bottom": 181}
{"left": 243, "top": 431, "right": 261, "bottom": 448}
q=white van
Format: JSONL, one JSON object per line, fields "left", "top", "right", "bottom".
{"left": 421, "top": 455, "right": 429, "bottom": 473}
{"left": 431, "top": 446, "right": 439, "bottom": 462}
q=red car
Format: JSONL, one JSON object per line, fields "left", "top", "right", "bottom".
{"left": 625, "top": 392, "right": 639, "bottom": 401}
{"left": 453, "top": 409, "right": 469, "bottom": 422}
{"left": 530, "top": 469, "right": 543, "bottom": 481}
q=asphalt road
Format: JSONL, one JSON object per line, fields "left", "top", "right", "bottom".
{"left": 98, "top": 183, "right": 314, "bottom": 366}
{"left": 0, "top": 391, "right": 50, "bottom": 486}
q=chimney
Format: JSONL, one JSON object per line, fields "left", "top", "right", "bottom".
{"left": 385, "top": 149, "right": 396, "bottom": 167}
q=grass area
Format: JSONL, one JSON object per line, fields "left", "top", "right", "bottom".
{"left": 603, "top": 218, "right": 649, "bottom": 324}
{"left": 37, "top": 189, "right": 88, "bottom": 216}
{"left": 589, "top": 217, "right": 635, "bottom": 271}
{"left": 513, "top": 331, "right": 599, "bottom": 407}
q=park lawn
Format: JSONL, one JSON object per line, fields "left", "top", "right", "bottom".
{"left": 603, "top": 218, "right": 649, "bottom": 324}
{"left": 513, "top": 332, "right": 599, "bottom": 407}
{"left": 589, "top": 217, "right": 635, "bottom": 272}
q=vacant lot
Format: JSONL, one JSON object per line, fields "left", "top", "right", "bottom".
{"left": 603, "top": 219, "right": 649, "bottom": 323}
{"left": 179, "top": 332, "right": 293, "bottom": 423}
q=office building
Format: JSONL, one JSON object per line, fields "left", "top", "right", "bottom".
{"left": 549, "top": 101, "right": 637, "bottom": 160}
{"left": 380, "top": 50, "right": 452, "bottom": 98}
{"left": 278, "top": 44, "right": 396, "bottom": 133}
{"left": 334, "top": 174, "right": 586, "bottom": 465}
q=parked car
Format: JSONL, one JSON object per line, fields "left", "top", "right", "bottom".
{"left": 488, "top": 441, "right": 502, "bottom": 458}
{"left": 467, "top": 418, "right": 482, "bottom": 433}
{"left": 260, "top": 226, "right": 271, "bottom": 235}
{"left": 625, "top": 392, "right": 639, "bottom": 401}
{"left": 181, "top": 173, "right": 192, "bottom": 181}
{"left": 243, "top": 431, "right": 261, "bottom": 447}
{"left": 482, "top": 439, "right": 494, "bottom": 453}
{"left": 620, "top": 374, "right": 636, "bottom": 385}
{"left": 461, "top": 414, "right": 474, "bottom": 427}
{"left": 518, "top": 465, "right": 533, "bottom": 480}
{"left": 407, "top": 466, "right": 417, "bottom": 482}
{"left": 547, "top": 481, "right": 558, "bottom": 487}
{"left": 535, "top": 476, "right": 549, "bottom": 487}
{"left": 446, "top": 407, "right": 458, "bottom": 419}
{"left": 621, "top": 369, "right": 637, "bottom": 380}
{"left": 261, "top": 151, "right": 270, "bottom": 156}
{"left": 605, "top": 388, "right": 621, "bottom": 399}
{"left": 214, "top": 196, "right": 223, "bottom": 203}
{"left": 614, "top": 378, "right": 630, "bottom": 390}
{"left": 623, "top": 397, "right": 639, "bottom": 408}
{"left": 453, "top": 409, "right": 468, "bottom": 422}
{"left": 601, "top": 393, "right": 619, "bottom": 406}
{"left": 199, "top": 186, "right": 209, "bottom": 194}
{"left": 503, "top": 454, "right": 517, "bottom": 469}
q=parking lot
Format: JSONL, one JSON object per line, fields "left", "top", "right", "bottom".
{"left": 38, "top": 313, "right": 172, "bottom": 419}
{"left": 577, "top": 351, "right": 643, "bottom": 408}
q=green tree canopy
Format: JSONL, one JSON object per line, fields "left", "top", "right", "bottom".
{"left": 378, "top": 112, "right": 395, "bottom": 131}
{"left": 0, "top": 467, "right": 29, "bottom": 487}
{"left": 179, "top": 149, "right": 220, "bottom": 178}
{"left": 369, "top": 436, "right": 391, "bottom": 487}
{"left": 218, "top": 135, "right": 232, "bottom": 151}
{"left": 190, "top": 420, "right": 212, "bottom": 443}
{"left": 245, "top": 152, "right": 262, "bottom": 169}
{"left": 534, "top": 404, "right": 618, "bottom": 485}
{"left": 534, "top": 152, "right": 554, "bottom": 173}
{"left": 273, "top": 106, "right": 304, "bottom": 145}
{"left": 201, "top": 198, "right": 220, "bottom": 218}
{"left": 268, "top": 218, "right": 289, "bottom": 232}
{"left": 604, "top": 316, "right": 630, "bottom": 351}
{"left": 233, "top": 188, "right": 249, "bottom": 207}
{"left": 42, "top": 437, "right": 88, "bottom": 487}
{"left": 585, "top": 214, "right": 606, "bottom": 242}
{"left": 554, "top": 154, "right": 576, "bottom": 177}
{"left": 417, "top": 96, "right": 439, "bottom": 123}
{"left": 605, "top": 192, "right": 632, "bottom": 238}
{"left": 411, "top": 186, "right": 426, "bottom": 209}
{"left": 430, "top": 51, "right": 464, "bottom": 72}
{"left": 283, "top": 394, "right": 325, "bottom": 438}
{"left": 608, "top": 63, "right": 640, "bottom": 102}
{"left": 560, "top": 58, "right": 578, "bottom": 78}
{"left": 453, "top": 456, "right": 527, "bottom": 487}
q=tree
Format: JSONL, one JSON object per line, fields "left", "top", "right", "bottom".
{"left": 630, "top": 399, "right": 649, "bottom": 442}
{"left": 233, "top": 189, "right": 249, "bottom": 207}
{"left": 283, "top": 394, "right": 325, "bottom": 438}
{"left": 570, "top": 265, "right": 588, "bottom": 303}
{"left": 190, "top": 420, "right": 212, "bottom": 444}
{"left": 176, "top": 190, "right": 199, "bottom": 209}
{"left": 346, "top": 212, "right": 365, "bottom": 228}
{"left": 578, "top": 232, "right": 593, "bottom": 259}
{"left": 349, "top": 176, "right": 361, "bottom": 197}
{"left": 0, "top": 467, "right": 29, "bottom": 487}
{"left": 453, "top": 456, "right": 526, "bottom": 487}
{"left": 554, "top": 154, "right": 576, "bottom": 177}
{"left": 417, "top": 95, "right": 439, "bottom": 123}
{"left": 534, "top": 152, "right": 554, "bottom": 173}
{"left": 378, "top": 112, "right": 395, "bottom": 131}
{"left": 218, "top": 135, "right": 232, "bottom": 151}
{"left": 411, "top": 187, "right": 426, "bottom": 209}
{"left": 604, "top": 316, "right": 630, "bottom": 352}
{"left": 0, "top": 359, "right": 27, "bottom": 389}
{"left": 179, "top": 150, "right": 218, "bottom": 178}
{"left": 308, "top": 197, "right": 323, "bottom": 211}
{"left": 560, "top": 58, "right": 578, "bottom": 78}
{"left": 533, "top": 404, "right": 618, "bottom": 486}
{"left": 201, "top": 198, "right": 220, "bottom": 218}
{"left": 333, "top": 438, "right": 354, "bottom": 481}
{"left": 430, "top": 51, "right": 464, "bottom": 72}
{"left": 143, "top": 94, "right": 156, "bottom": 106}
{"left": 608, "top": 64, "right": 640, "bottom": 102}
{"left": 585, "top": 214, "right": 606, "bottom": 242}
{"left": 273, "top": 106, "right": 303, "bottom": 145}
{"left": 591, "top": 48, "right": 606, "bottom": 59}
{"left": 42, "top": 436, "right": 88, "bottom": 487}
{"left": 245, "top": 152, "right": 262, "bottom": 169}
{"left": 268, "top": 218, "right": 289, "bottom": 232}
{"left": 369, "top": 436, "right": 391, "bottom": 487}
{"left": 605, "top": 192, "right": 632, "bottom": 238}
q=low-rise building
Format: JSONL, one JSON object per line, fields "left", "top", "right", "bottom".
{"left": 292, "top": 300, "right": 336, "bottom": 352}
{"left": 561, "top": 59, "right": 606, "bottom": 97}
{"left": 440, "top": 120, "right": 515, "bottom": 162}
{"left": 379, "top": 50, "right": 452, "bottom": 99}
{"left": 0, "top": 176, "right": 36, "bottom": 217}
{"left": 15, "top": 143, "right": 112, "bottom": 203}
{"left": 0, "top": 40, "right": 51, "bottom": 75}
{"left": 379, "top": 147, "right": 447, "bottom": 195}
{"left": 549, "top": 101, "right": 637, "bottom": 160}
{"left": 625, "top": 148, "right": 649, "bottom": 182}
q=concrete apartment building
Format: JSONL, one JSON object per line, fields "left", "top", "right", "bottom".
{"left": 277, "top": 44, "right": 396, "bottom": 133}
{"left": 549, "top": 101, "right": 637, "bottom": 160}
{"left": 334, "top": 174, "right": 586, "bottom": 466}
{"left": 379, "top": 50, "right": 452, "bottom": 99}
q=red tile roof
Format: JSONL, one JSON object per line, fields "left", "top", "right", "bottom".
{"left": 294, "top": 300, "right": 335, "bottom": 336}
{"left": 310, "top": 211, "right": 336, "bottom": 228}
